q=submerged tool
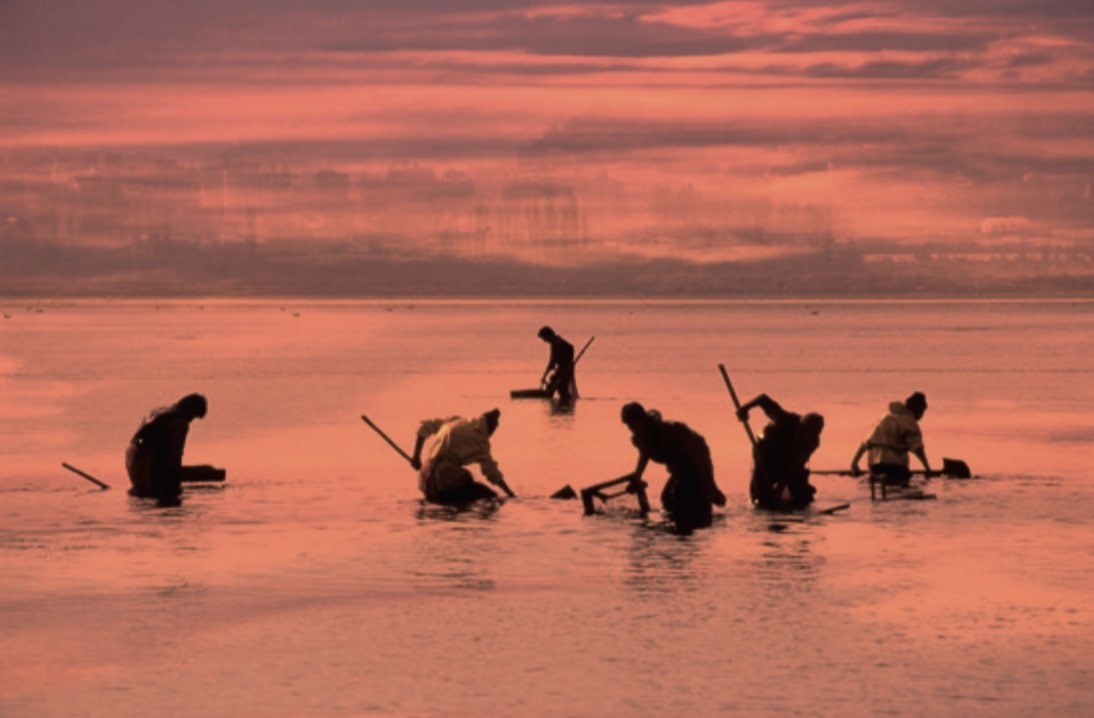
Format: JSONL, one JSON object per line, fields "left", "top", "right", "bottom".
{"left": 580, "top": 474, "right": 651, "bottom": 516}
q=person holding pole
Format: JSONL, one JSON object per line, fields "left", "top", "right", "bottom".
{"left": 736, "top": 393, "right": 823, "bottom": 510}
{"left": 850, "top": 392, "right": 934, "bottom": 486}
{"left": 537, "top": 326, "right": 576, "bottom": 403}
{"left": 125, "top": 393, "right": 224, "bottom": 506}
{"left": 409, "top": 408, "right": 515, "bottom": 505}
{"left": 620, "top": 402, "right": 726, "bottom": 535}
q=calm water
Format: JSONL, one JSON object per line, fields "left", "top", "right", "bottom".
{"left": 2, "top": 299, "right": 1092, "bottom": 717}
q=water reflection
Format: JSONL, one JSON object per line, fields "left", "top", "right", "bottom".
{"left": 623, "top": 521, "right": 711, "bottom": 599}
{"left": 745, "top": 515, "right": 824, "bottom": 597}
{"left": 408, "top": 499, "right": 502, "bottom": 593}
{"left": 413, "top": 499, "right": 504, "bottom": 523}
{"left": 544, "top": 397, "right": 577, "bottom": 419}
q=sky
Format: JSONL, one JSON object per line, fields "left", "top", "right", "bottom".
{"left": 1, "top": 0, "right": 1092, "bottom": 273}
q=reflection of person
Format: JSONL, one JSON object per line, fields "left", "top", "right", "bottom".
{"left": 851, "top": 392, "right": 934, "bottom": 485}
{"left": 126, "top": 393, "right": 220, "bottom": 506}
{"left": 736, "top": 393, "right": 822, "bottom": 510}
{"left": 621, "top": 402, "right": 726, "bottom": 534}
{"left": 537, "top": 326, "right": 575, "bottom": 403}
{"left": 410, "top": 409, "right": 515, "bottom": 504}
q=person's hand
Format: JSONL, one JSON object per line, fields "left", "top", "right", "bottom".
{"left": 850, "top": 464, "right": 862, "bottom": 477}
{"left": 736, "top": 407, "right": 749, "bottom": 422}
{"left": 626, "top": 474, "right": 647, "bottom": 494}
{"left": 410, "top": 457, "right": 422, "bottom": 470}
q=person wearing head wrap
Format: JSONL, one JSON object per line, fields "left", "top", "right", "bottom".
{"left": 851, "top": 392, "right": 934, "bottom": 485}
{"left": 620, "top": 402, "right": 726, "bottom": 534}
{"left": 537, "top": 326, "right": 576, "bottom": 403}
{"left": 126, "top": 393, "right": 220, "bottom": 506}
{"left": 410, "top": 408, "right": 515, "bottom": 504}
{"left": 736, "top": 393, "right": 823, "bottom": 510}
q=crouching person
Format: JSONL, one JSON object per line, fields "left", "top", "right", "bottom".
{"left": 410, "top": 408, "right": 515, "bottom": 505}
{"left": 126, "top": 393, "right": 223, "bottom": 506}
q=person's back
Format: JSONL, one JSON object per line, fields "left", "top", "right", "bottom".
{"left": 131, "top": 406, "right": 189, "bottom": 462}
{"left": 756, "top": 414, "right": 797, "bottom": 478}
{"left": 421, "top": 416, "right": 494, "bottom": 469}
{"left": 866, "top": 402, "right": 920, "bottom": 465}
{"left": 550, "top": 335, "right": 574, "bottom": 367}
{"left": 126, "top": 394, "right": 207, "bottom": 504}
{"left": 657, "top": 420, "right": 711, "bottom": 480}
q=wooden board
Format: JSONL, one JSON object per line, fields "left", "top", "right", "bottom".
{"left": 510, "top": 388, "right": 551, "bottom": 399}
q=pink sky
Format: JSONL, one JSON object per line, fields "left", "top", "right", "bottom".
{"left": 1, "top": 1, "right": 1092, "bottom": 261}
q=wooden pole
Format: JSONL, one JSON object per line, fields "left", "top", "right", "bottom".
{"left": 61, "top": 462, "right": 110, "bottom": 490}
{"left": 718, "top": 363, "right": 781, "bottom": 502}
{"left": 360, "top": 415, "right": 415, "bottom": 465}
{"left": 811, "top": 458, "right": 971, "bottom": 479}
{"left": 717, "top": 364, "right": 760, "bottom": 448}
{"left": 574, "top": 336, "right": 595, "bottom": 365}
{"left": 569, "top": 336, "right": 595, "bottom": 399}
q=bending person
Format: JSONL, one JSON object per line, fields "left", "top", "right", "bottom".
{"left": 736, "top": 393, "right": 822, "bottom": 510}
{"left": 126, "top": 393, "right": 222, "bottom": 506}
{"left": 537, "top": 326, "right": 575, "bottom": 403}
{"left": 621, "top": 402, "right": 726, "bottom": 534}
{"left": 410, "top": 408, "right": 515, "bottom": 505}
{"left": 851, "top": 391, "right": 934, "bottom": 485}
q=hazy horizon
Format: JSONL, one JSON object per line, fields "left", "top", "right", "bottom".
{"left": 2, "top": 1, "right": 1092, "bottom": 295}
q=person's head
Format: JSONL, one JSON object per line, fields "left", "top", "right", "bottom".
{"left": 802, "top": 412, "right": 825, "bottom": 441}
{"left": 482, "top": 408, "right": 501, "bottom": 435}
{"left": 537, "top": 325, "right": 556, "bottom": 342}
{"left": 905, "top": 391, "right": 928, "bottom": 419}
{"left": 177, "top": 393, "right": 208, "bottom": 420}
{"left": 621, "top": 401, "right": 651, "bottom": 431}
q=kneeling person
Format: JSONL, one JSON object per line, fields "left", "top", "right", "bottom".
{"left": 126, "top": 393, "right": 223, "bottom": 506}
{"left": 411, "top": 408, "right": 515, "bottom": 505}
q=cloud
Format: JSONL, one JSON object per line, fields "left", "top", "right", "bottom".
{"left": 2, "top": 0, "right": 1092, "bottom": 270}
{"left": 980, "top": 216, "right": 1032, "bottom": 235}
{"left": 799, "top": 57, "right": 976, "bottom": 79}
{"left": 4, "top": 0, "right": 1091, "bottom": 80}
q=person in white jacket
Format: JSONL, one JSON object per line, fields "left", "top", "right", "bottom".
{"left": 410, "top": 408, "right": 515, "bottom": 504}
{"left": 850, "top": 392, "right": 935, "bottom": 485}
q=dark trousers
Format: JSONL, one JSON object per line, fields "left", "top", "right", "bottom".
{"left": 421, "top": 459, "right": 498, "bottom": 505}
{"left": 125, "top": 443, "right": 182, "bottom": 506}
{"left": 662, "top": 474, "right": 714, "bottom": 534}
{"left": 870, "top": 463, "right": 912, "bottom": 486}
{"left": 750, "top": 468, "right": 815, "bottom": 511}
{"left": 546, "top": 365, "right": 575, "bottom": 402}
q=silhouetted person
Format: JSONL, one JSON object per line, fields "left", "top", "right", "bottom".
{"left": 126, "top": 393, "right": 220, "bottom": 506}
{"left": 621, "top": 402, "right": 726, "bottom": 534}
{"left": 737, "top": 393, "right": 822, "bottom": 510}
{"left": 410, "top": 408, "right": 515, "bottom": 505}
{"left": 851, "top": 391, "right": 934, "bottom": 485}
{"left": 538, "top": 326, "right": 575, "bottom": 403}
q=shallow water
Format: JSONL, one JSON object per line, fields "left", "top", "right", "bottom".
{"left": 1, "top": 299, "right": 1092, "bottom": 717}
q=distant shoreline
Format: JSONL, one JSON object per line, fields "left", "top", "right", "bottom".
{"left": 3, "top": 294, "right": 1091, "bottom": 305}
